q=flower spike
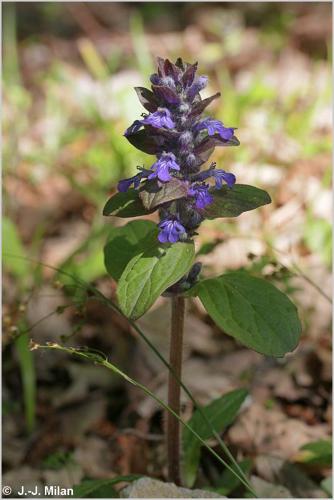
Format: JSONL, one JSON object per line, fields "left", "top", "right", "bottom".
{"left": 118, "top": 57, "right": 239, "bottom": 242}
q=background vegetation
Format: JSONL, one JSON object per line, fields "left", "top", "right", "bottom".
{"left": 3, "top": 2, "right": 332, "bottom": 498}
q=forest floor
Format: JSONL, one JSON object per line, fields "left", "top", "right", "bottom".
{"left": 3, "top": 3, "right": 332, "bottom": 498}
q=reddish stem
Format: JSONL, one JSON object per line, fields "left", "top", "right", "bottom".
{"left": 167, "top": 295, "right": 185, "bottom": 485}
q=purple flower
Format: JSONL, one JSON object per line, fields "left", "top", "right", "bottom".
{"left": 192, "top": 167, "right": 236, "bottom": 189}
{"left": 212, "top": 169, "right": 236, "bottom": 189}
{"left": 143, "top": 108, "right": 175, "bottom": 129}
{"left": 124, "top": 108, "right": 175, "bottom": 136}
{"left": 188, "top": 183, "right": 213, "bottom": 209}
{"left": 148, "top": 153, "right": 180, "bottom": 182}
{"left": 195, "top": 119, "right": 235, "bottom": 141}
{"left": 117, "top": 170, "right": 150, "bottom": 192}
{"left": 150, "top": 74, "right": 176, "bottom": 89}
{"left": 187, "top": 76, "right": 208, "bottom": 101}
{"left": 150, "top": 73, "right": 161, "bottom": 85}
{"left": 158, "top": 218, "right": 186, "bottom": 243}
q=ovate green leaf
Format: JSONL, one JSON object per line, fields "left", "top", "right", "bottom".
{"left": 298, "top": 439, "right": 332, "bottom": 467}
{"left": 203, "top": 184, "right": 271, "bottom": 219}
{"left": 183, "top": 388, "right": 248, "bottom": 487}
{"left": 125, "top": 129, "right": 160, "bottom": 154}
{"left": 190, "top": 271, "right": 301, "bottom": 357}
{"left": 117, "top": 239, "right": 195, "bottom": 319}
{"left": 214, "top": 459, "right": 252, "bottom": 496}
{"left": 103, "top": 189, "right": 154, "bottom": 217}
{"left": 104, "top": 220, "right": 157, "bottom": 281}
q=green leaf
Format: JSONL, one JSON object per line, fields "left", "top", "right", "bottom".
{"left": 321, "top": 477, "right": 332, "bottom": 497}
{"left": 73, "top": 475, "right": 140, "bottom": 498}
{"left": 190, "top": 271, "right": 301, "bottom": 357}
{"left": 298, "top": 439, "right": 332, "bottom": 467}
{"left": 196, "top": 239, "right": 224, "bottom": 256}
{"left": 104, "top": 220, "right": 157, "bottom": 281}
{"left": 103, "top": 189, "right": 154, "bottom": 217}
{"left": 183, "top": 388, "right": 248, "bottom": 487}
{"left": 3, "top": 216, "right": 29, "bottom": 278}
{"left": 203, "top": 184, "right": 271, "bottom": 219}
{"left": 117, "top": 238, "right": 195, "bottom": 319}
{"left": 125, "top": 129, "right": 160, "bottom": 154}
{"left": 215, "top": 459, "right": 252, "bottom": 496}
{"left": 139, "top": 178, "right": 188, "bottom": 211}
{"left": 42, "top": 451, "right": 74, "bottom": 470}
{"left": 304, "top": 217, "right": 331, "bottom": 267}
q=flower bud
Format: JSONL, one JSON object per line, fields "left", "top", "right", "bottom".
{"left": 161, "top": 76, "right": 176, "bottom": 88}
{"left": 185, "top": 153, "right": 197, "bottom": 169}
{"left": 178, "top": 103, "right": 191, "bottom": 114}
{"left": 187, "top": 262, "right": 202, "bottom": 283}
{"left": 187, "top": 76, "right": 208, "bottom": 101}
{"left": 179, "top": 131, "right": 193, "bottom": 146}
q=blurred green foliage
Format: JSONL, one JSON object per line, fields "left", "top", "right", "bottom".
{"left": 42, "top": 450, "right": 75, "bottom": 470}
{"left": 213, "top": 458, "right": 252, "bottom": 496}
{"left": 298, "top": 439, "right": 332, "bottom": 467}
{"left": 321, "top": 476, "right": 332, "bottom": 497}
{"left": 2, "top": 5, "right": 331, "bottom": 493}
{"left": 3, "top": 3, "right": 332, "bottom": 287}
{"left": 3, "top": 217, "right": 29, "bottom": 279}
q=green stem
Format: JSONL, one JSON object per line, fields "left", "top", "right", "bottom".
{"left": 9, "top": 256, "right": 256, "bottom": 496}
{"left": 33, "top": 343, "right": 256, "bottom": 495}
{"left": 167, "top": 295, "right": 185, "bottom": 485}
{"left": 93, "top": 292, "right": 255, "bottom": 495}
{"left": 85, "top": 289, "right": 254, "bottom": 495}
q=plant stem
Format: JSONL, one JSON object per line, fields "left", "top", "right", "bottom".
{"left": 34, "top": 341, "right": 256, "bottom": 494}
{"left": 19, "top": 259, "right": 255, "bottom": 496}
{"left": 167, "top": 295, "right": 185, "bottom": 485}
